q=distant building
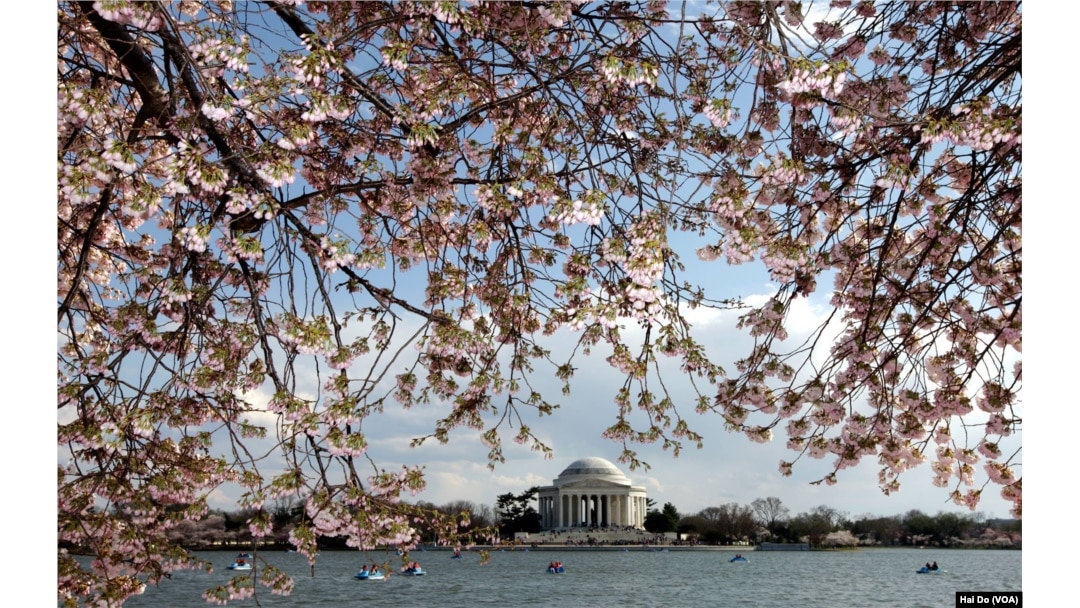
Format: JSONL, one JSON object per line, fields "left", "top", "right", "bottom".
{"left": 535, "top": 457, "right": 648, "bottom": 530}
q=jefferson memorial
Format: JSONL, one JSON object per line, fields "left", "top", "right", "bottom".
{"left": 535, "top": 457, "right": 649, "bottom": 530}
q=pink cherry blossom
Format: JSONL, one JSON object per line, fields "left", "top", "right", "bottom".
{"left": 58, "top": 2, "right": 1021, "bottom": 604}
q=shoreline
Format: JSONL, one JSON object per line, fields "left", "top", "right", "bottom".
{"left": 434, "top": 544, "right": 749, "bottom": 552}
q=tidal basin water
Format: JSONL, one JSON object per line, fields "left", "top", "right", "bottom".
{"left": 112, "top": 547, "right": 1020, "bottom": 607}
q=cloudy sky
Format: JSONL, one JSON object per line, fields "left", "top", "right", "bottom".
{"left": 26, "top": 9, "right": 1066, "bottom": 607}
{"left": 42, "top": 2, "right": 1044, "bottom": 570}
{"left": 198, "top": 271, "right": 1023, "bottom": 522}
{"left": 45, "top": 0, "right": 1029, "bottom": 526}
{"left": 30, "top": 2, "right": 1064, "bottom": 603}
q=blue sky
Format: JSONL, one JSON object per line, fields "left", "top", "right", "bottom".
{"left": 174, "top": 0, "right": 1024, "bottom": 523}
{"left": 37, "top": 3, "right": 1055, "bottom": 597}
{"left": 21, "top": 3, "right": 1074, "bottom": 606}
{"left": 47, "top": 0, "right": 1031, "bottom": 521}
{"left": 207, "top": 275, "right": 1022, "bottom": 521}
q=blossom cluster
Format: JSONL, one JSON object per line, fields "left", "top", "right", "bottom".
{"left": 703, "top": 99, "right": 734, "bottom": 129}
{"left": 917, "top": 102, "right": 1021, "bottom": 152}
{"left": 777, "top": 61, "right": 848, "bottom": 98}
{"left": 58, "top": 3, "right": 1022, "bottom": 604}
{"left": 318, "top": 234, "right": 358, "bottom": 272}
{"left": 189, "top": 34, "right": 250, "bottom": 78}
{"left": 548, "top": 193, "right": 605, "bottom": 226}
{"left": 100, "top": 140, "right": 138, "bottom": 174}
{"left": 177, "top": 225, "right": 209, "bottom": 253}
{"left": 92, "top": 0, "right": 162, "bottom": 30}
{"left": 599, "top": 56, "right": 659, "bottom": 88}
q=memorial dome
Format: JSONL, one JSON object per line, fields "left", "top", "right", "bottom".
{"left": 537, "top": 456, "right": 648, "bottom": 530}
{"left": 554, "top": 457, "right": 630, "bottom": 486}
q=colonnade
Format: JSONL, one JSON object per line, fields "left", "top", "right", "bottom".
{"left": 537, "top": 492, "right": 647, "bottom": 529}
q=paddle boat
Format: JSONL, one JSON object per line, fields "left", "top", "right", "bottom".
{"left": 547, "top": 561, "right": 565, "bottom": 574}
{"left": 227, "top": 553, "right": 253, "bottom": 570}
{"left": 730, "top": 556, "right": 750, "bottom": 563}
{"left": 400, "top": 563, "right": 425, "bottom": 576}
{"left": 917, "top": 561, "right": 945, "bottom": 574}
{"left": 354, "top": 569, "right": 386, "bottom": 580}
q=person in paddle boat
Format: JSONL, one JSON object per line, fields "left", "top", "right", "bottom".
{"left": 919, "top": 561, "right": 940, "bottom": 573}
{"left": 360, "top": 565, "right": 369, "bottom": 575}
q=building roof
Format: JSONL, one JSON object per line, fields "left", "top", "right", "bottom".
{"left": 554, "top": 457, "right": 631, "bottom": 486}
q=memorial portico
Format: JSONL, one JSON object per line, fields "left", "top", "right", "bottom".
{"left": 535, "top": 457, "right": 648, "bottom": 530}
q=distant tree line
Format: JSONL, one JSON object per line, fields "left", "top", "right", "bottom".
{"left": 59, "top": 496, "right": 501, "bottom": 553}
{"left": 62, "top": 494, "right": 1018, "bottom": 553}
{"left": 641, "top": 497, "right": 1020, "bottom": 548}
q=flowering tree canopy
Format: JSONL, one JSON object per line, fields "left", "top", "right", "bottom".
{"left": 58, "top": 1, "right": 1020, "bottom": 604}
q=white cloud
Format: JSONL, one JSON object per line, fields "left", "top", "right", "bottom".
{"left": 373, "top": 281, "right": 1022, "bottom": 520}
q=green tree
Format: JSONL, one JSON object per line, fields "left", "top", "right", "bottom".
{"left": 901, "top": 509, "right": 936, "bottom": 544}
{"left": 495, "top": 488, "right": 542, "bottom": 537}
{"left": 643, "top": 509, "right": 674, "bottom": 534}
{"left": 899, "top": 509, "right": 983, "bottom": 546}
{"left": 676, "top": 514, "right": 708, "bottom": 539}
{"left": 662, "top": 502, "right": 681, "bottom": 532}
{"left": 849, "top": 514, "right": 903, "bottom": 546}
